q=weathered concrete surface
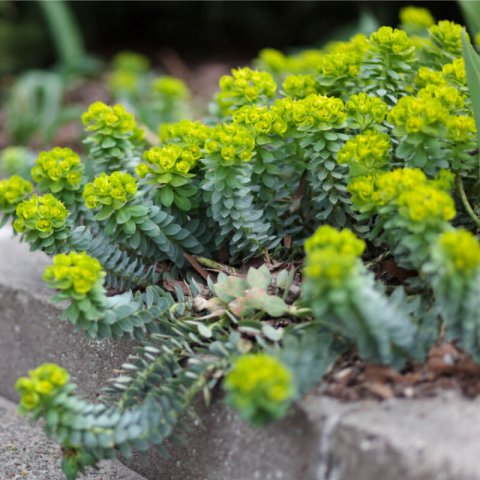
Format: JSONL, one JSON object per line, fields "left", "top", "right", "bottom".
{"left": 303, "top": 391, "right": 480, "bottom": 480}
{"left": 0, "top": 395, "right": 147, "bottom": 480}
{"left": 0, "top": 227, "right": 135, "bottom": 402}
{"left": 3, "top": 227, "right": 480, "bottom": 480}
{"left": 127, "top": 397, "right": 318, "bottom": 480}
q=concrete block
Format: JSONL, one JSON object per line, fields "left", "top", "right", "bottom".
{"left": 0, "top": 227, "right": 134, "bottom": 402}
{"left": 303, "top": 391, "right": 480, "bottom": 480}
{"left": 2, "top": 227, "right": 480, "bottom": 480}
{"left": 0, "top": 395, "right": 147, "bottom": 480}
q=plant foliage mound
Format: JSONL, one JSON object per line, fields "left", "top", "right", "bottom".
{"left": 2, "top": 7, "right": 480, "bottom": 480}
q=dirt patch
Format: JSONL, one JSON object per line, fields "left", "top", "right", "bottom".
{"left": 320, "top": 342, "right": 480, "bottom": 402}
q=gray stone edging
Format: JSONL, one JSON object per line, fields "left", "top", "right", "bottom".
{"left": 1, "top": 227, "right": 480, "bottom": 480}
{"left": 0, "top": 395, "right": 147, "bottom": 480}
{"left": 0, "top": 227, "right": 134, "bottom": 402}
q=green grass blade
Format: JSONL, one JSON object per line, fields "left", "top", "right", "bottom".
{"left": 37, "top": 0, "right": 85, "bottom": 69}
{"left": 459, "top": 0, "right": 480, "bottom": 37}
{"left": 462, "top": 29, "right": 480, "bottom": 148}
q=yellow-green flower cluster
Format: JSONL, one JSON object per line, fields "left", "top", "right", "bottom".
{"left": 0, "top": 147, "right": 32, "bottom": 176}
{"left": 400, "top": 6, "right": 435, "bottom": 31}
{"left": 324, "top": 34, "right": 370, "bottom": 59}
{"left": 387, "top": 96, "right": 448, "bottom": 135}
{"left": 224, "top": 353, "right": 293, "bottom": 425}
{"left": 83, "top": 172, "right": 137, "bottom": 210}
{"left": 437, "top": 229, "right": 480, "bottom": 276}
{"left": 429, "top": 20, "right": 465, "bottom": 57}
{"left": 138, "top": 144, "right": 197, "bottom": 177}
{"left": 159, "top": 120, "right": 210, "bottom": 149}
{"left": 256, "top": 48, "right": 289, "bottom": 74}
{"left": 304, "top": 225, "right": 365, "bottom": 286}
{"left": 112, "top": 51, "right": 149, "bottom": 73}
{"left": 14, "top": 194, "right": 68, "bottom": 235}
{"left": 82, "top": 102, "right": 136, "bottom": 135}
{"left": 109, "top": 52, "right": 149, "bottom": 96}
{"left": 348, "top": 168, "right": 456, "bottom": 224}
{"left": 259, "top": 42, "right": 368, "bottom": 77}
{"left": 0, "top": 175, "right": 33, "bottom": 211}
{"left": 16, "top": 363, "right": 69, "bottom": 412}
{"left": 152, "top": 76, "right": 190, "bottom": 100}
{"left": 417, "top": 84, "right": 464, "bottom": 112}
{"left": 337, "top": 130, "right": 391, "bottom": 174}
{"left": 285, "top": 49, "right": 325, "bottom": 74}
{"left": 273, "top": 94, "right": 346, "bottom": 131}
{"left": 110, "top": 70, "right": 138, "bottom": 95}
{"left": 282, "top": 74, "right": 319, "bottom": 99}
{"left": 267, "top": 49, "right": 324, "bottom": 74}
{"left": 322, "top": 34, "right": 369, "bottom": 75}
{"left": 316, "top": 52, "right": 361, "bottom": 81}
{"left": 345, "top": 93, "right": 388, "bottom": 125}
{"left": 217, "top": 68, "right": 277, "bottom": 115}
{"left": 446, "top": 115, "right": 476, "bottom": 143}
{"left": 397, "top": 184, "right": 456, "bottom": 223}
{"left": 43, "top": 252, "right": 104, "bottom": 296}
{"left": 410, "top": 35, "right": 434, "bottom": 56}
{"left": 442, "top": 59, "right": 466, "bottom": 86}
{"left": 414, "top": 67, "right": 446, "bottom": 88}
{"left": 369, "top": 26, "right": 415, "bottom": 61}
{"left": 348, "top": 168, "right": 426, "bottom": 207}
{"left": 31, "top": 147, "right": 84, "bottom": 191}
{"left": 431, "top": 169, "right": 456, "bottom": 191}
{"left": 204, "top": 123, "right": 256, "bottom": 164}
{"left": 232, "top": 105, "right": 287, "bottom": 137}
{"left": 347, "top": 174, "right": 378, "bottom": 207}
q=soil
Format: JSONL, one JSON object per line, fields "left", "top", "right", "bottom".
{"left": 320, "top": 342, "right": 480, "bottom": 402}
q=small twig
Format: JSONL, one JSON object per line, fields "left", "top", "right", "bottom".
{"left": 194, "top": 256, "right": 238, "bottom": 276}
{"left": 289, "top": 173, "right": 306, "bottom": 214}
{"left": 365, "top": 250, "right": 391, "bottom": 269}
{"left": 455, "top": 175, "right": 480, "bottom": 227}
{"left": 139, "top": 122, "right": 158, "bottom": 146}
{"left": 456, "top": 175, "right": 480, "bottom": 228}
{"left": 184, "top": 252, "right": 210, "bottom": 281}
{"left": 385, "top": 285, "right": 424, "bottom": 295}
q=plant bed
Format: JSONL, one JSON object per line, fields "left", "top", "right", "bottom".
{"left": 2, "top": 231, "right": 480, "bottom": 480}
{"left": 0, "top": 5, "right": 480, "bottom": 480}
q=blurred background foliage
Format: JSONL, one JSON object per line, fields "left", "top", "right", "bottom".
{"left": 0, "top": 0, "right": 469, "bottom": 151}
{"left": 0, "top": 1, "right": 465, "bottom": 75}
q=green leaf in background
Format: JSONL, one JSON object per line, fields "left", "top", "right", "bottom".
{"left": 458, "top": 0, "right": 480, "bottom": 39}
{"left": 37, "top": 0, "right": 85, "bottom": 69}
{"left": 5, "top": 71, "right": 64, "bottom": 144}
{"left": 461, "top": 30, "right": 480, "bottom": 148}
{"left": 37, "top": 0, "right": 100, "bottom": 75}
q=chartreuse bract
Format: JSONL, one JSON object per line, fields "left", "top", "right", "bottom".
{"left": 3, "top": 5, "right": 480, "bottom": 480}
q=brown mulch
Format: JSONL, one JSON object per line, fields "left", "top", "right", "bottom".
{"left": 320, "top": 342, "right": 480, "bottom": 402}
{"left": 320, "top": 256, "right": 480, "bottom": 402}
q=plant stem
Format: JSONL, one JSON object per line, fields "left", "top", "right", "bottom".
{"left": 194, "top": 256, "right": 238, "bottom": 276}
{"left": 456, "top": 175, "right": 480, "bottom": 228}
{"left": 365, "top": 250, "right": 391, "bottom": 269}
{"left": 139, "top": 123, "right": 158, "bottom": 146}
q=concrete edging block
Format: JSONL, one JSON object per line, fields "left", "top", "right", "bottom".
{"left": 1, "top": 228, "right": 479, "bottom": 480}
{"left": 0, "top": 395, "right": 147, "bottom": 480}
{"left": 0, "top": 227, "right": 134, "bottom": 402}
